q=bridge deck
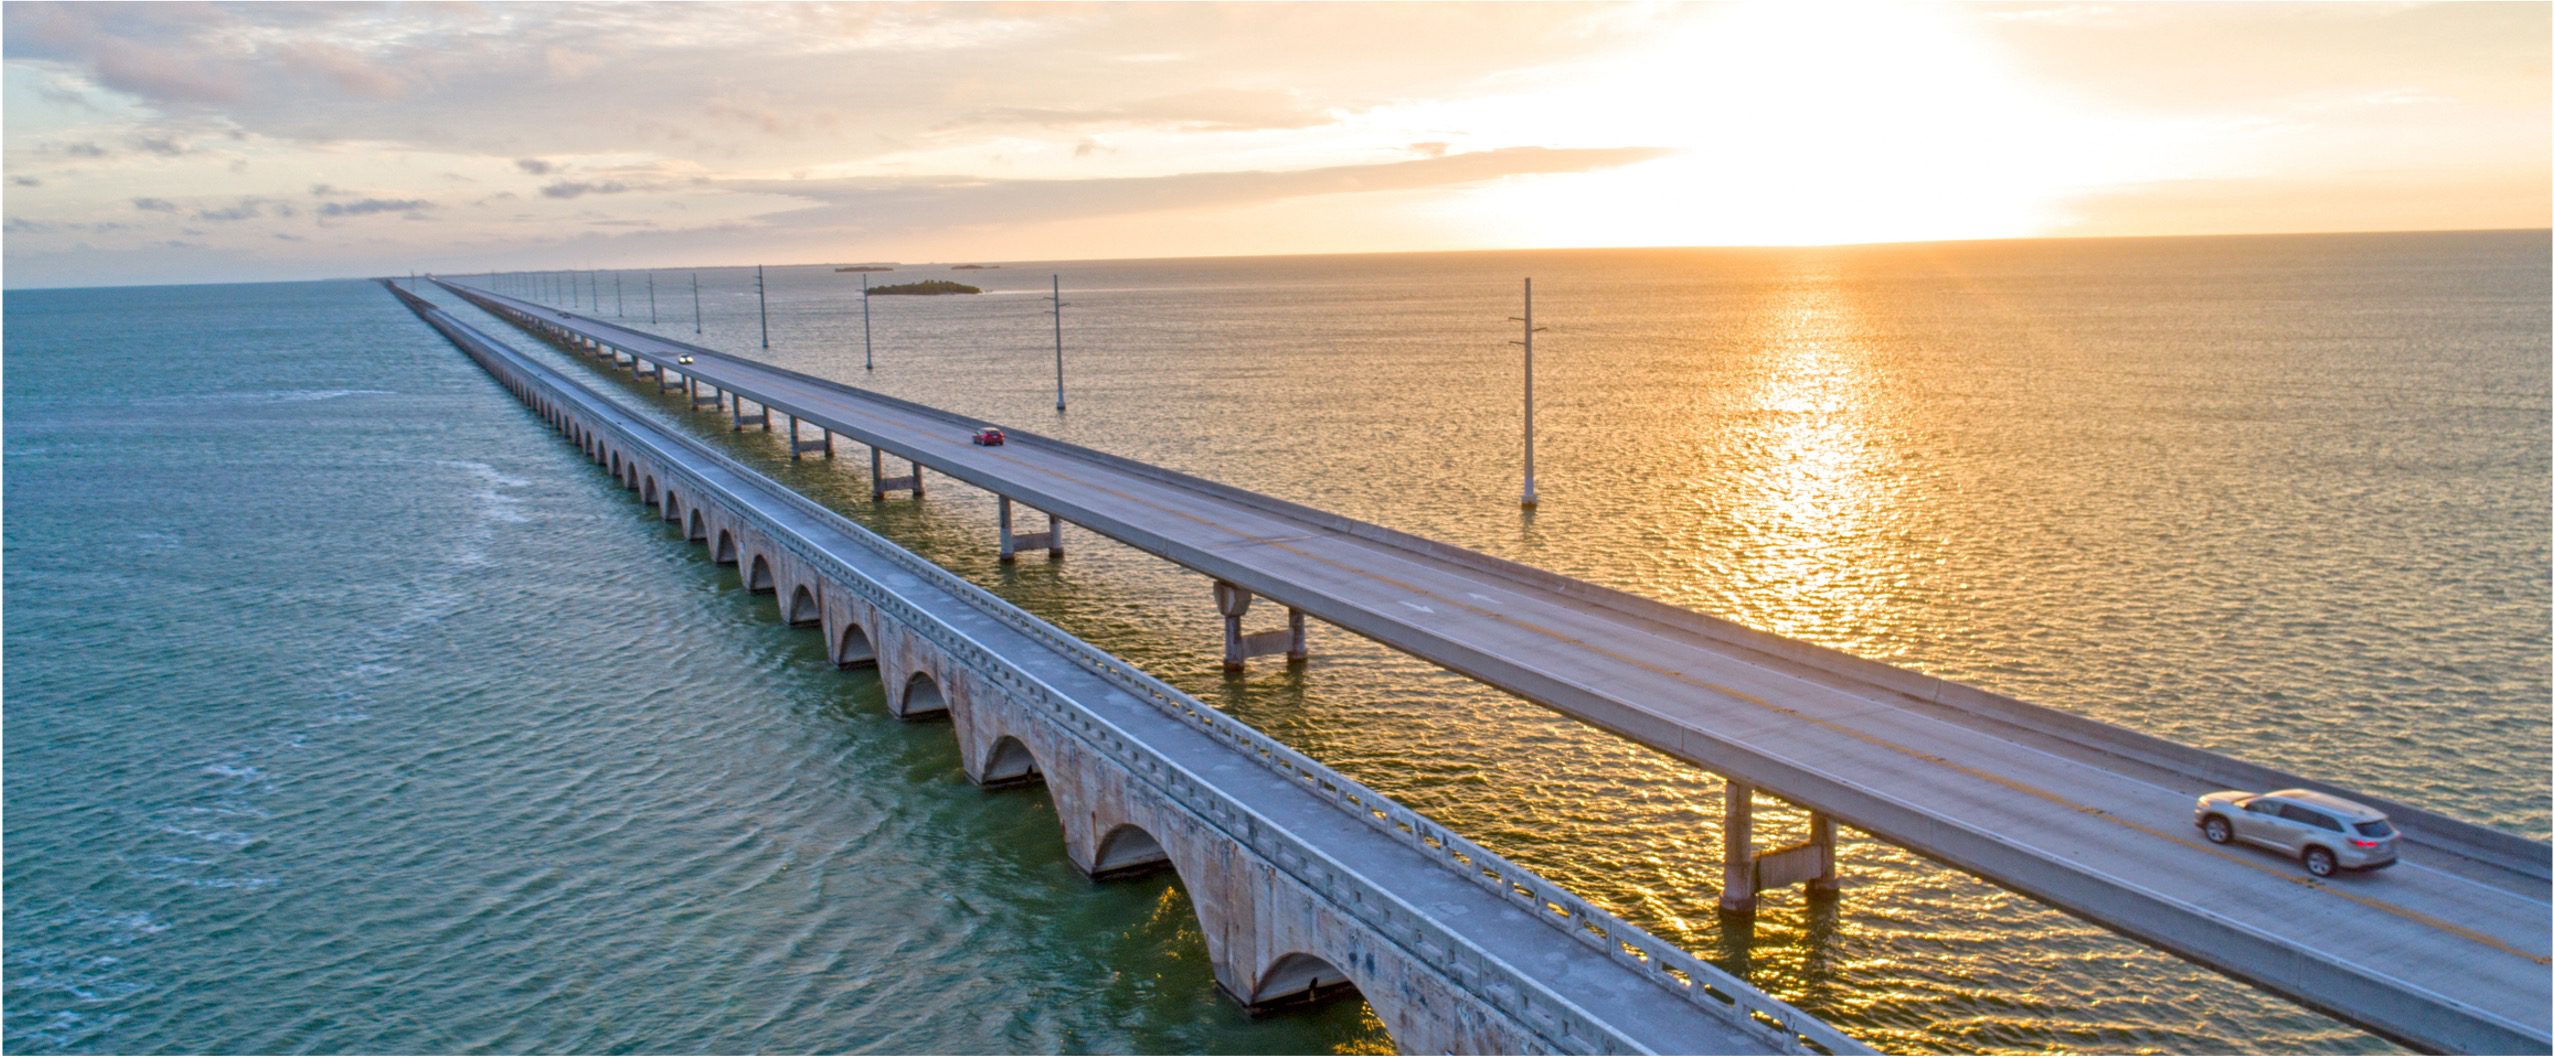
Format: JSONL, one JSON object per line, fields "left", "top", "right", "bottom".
{"left": 442, "top": 280, "right": 2552, "bottom": 1054}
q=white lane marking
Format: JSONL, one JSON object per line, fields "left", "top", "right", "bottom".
{"left": 1400, "top": 601, "right": 1435, "bottom": 614}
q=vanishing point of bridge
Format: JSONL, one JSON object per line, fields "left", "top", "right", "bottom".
{"left": 398, "top": 276, "right": 2548, "bottom": 1055}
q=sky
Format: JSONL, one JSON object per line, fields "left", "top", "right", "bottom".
{"left": 1, "top": 1, "right": 2546, "bottom": 289}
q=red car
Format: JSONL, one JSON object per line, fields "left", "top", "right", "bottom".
{"left": 971, "top": 427, "right": 1005, "bottom": 446}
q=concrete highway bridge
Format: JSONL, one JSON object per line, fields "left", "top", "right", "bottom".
{"left": 424, "top": 277, "right": 2547, "bottom": 1054}
{"left": 383, "top": 280, "right": 1860, "bottom": 1055}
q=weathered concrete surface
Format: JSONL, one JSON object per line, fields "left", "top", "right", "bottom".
{"left": 438, "top": 278, "right": 2553, "bottom": 1055}
{"left": 385, "top": 281, "right": 1857, "bottom": 1056}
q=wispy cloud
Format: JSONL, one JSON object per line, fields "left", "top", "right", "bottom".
{"left": 540, "top": 180, "right": 630, "bottom": 199}
{"left": 728, "top": 146, "right": 1675, "bottom": 233}
{"left": 317, "top": 197, "right": 433, "bottom": 217}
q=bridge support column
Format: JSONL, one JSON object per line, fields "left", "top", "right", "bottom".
{"left": 870, "top": 447, "right": 923, "bottom": 500}
{"left": 690, "top": 383, "right": 722, "bottom": 411}
{"left": 787, "top": 415, "right": 832, "bottom": 460}
{"left": 998, "top": 496, "right": 1063, "bottom": 562}
{"left": 1214, "top": 581, "right": 1306, "bottom": 671}
{"left": 1721, "top": 783, "right": 1837, "bottom": 914}
{"left": 1721, "top": 780, "right": 1756, "bottom": 913}
{"left": 730, "top": 393, "right": 769, "bottom": 431}
{"left": 658, "top": 370, "right": 681, "bottom": 393}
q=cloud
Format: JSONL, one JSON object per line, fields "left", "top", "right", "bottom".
{"left": 541, "top": 180, "right": 629, "bottom": 199}
{"left": 947, "top": 88, "right": 1335, "bottom": 133}
{"left": 275, "top": 40, "right": 408, "bottom": 98}
{"left": 317, "top": 197, "right": 433, "bottom": 217}
{"left": 310, "top": 183, "right": 341, "bottom": 197}
{"left": 11, "top": 176, "right": 42, "bottom": 187}
{"left": 194, "top": 197, "right": 297, "bottom": 223}
{"left": 130, "top": 197, "right": 178, "bottom": 212}
{"left": 60, "top": 141, "right": 108, "bottom": 158}
{"left": 133, "top": 135, "right": 188, "bottom": 156}
{"left": 6, "top": 217, "right": 58, "bottom": 234}
{"left": 1409, "top": 142, "right": 1450, "bottom": 159}
{"left": 273, "top": 232, "right": 304, "bottom": 241}
{"left": 727, "top": 146, "right": 1675, "bottom": 233}
{"left": 1073, "top": 138, "right": 1114, "bottom": 159}
{"left": 515, "top": 158, "right": 555, "bottom": 175}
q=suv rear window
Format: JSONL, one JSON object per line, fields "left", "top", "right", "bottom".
{"left": 2353, "top": 820, "right": 2395, "bottom": 838}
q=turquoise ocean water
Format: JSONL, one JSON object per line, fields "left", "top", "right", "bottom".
{"left": 7, "top": 231, "right": 2546, "bottom": 1053}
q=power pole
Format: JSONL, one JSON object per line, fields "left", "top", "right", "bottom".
{"left": 1511, "top": 278, "right": 1548, "bottom": 508}
{"left": 647, "top": 273, "right": 657, "bottom": 325}
{"left": 861, "top": 273, "right": 874, "bottom": 370}
{"left": 1050, "top": 274, "right": 1067, "bottom": 412}
{"left": 757, "top": 264, "right": 769, "bottom": 349}
{"left": 692, "top": 272, "right": 702, "bottom": 335}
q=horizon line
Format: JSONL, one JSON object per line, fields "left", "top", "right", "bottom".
{"left": 7, "top": 225, "right": 2547, "bottom": 294}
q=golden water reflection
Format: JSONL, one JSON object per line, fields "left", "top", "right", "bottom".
{"left": 1716, "top": 270, "right": 1920, "bottom": 659}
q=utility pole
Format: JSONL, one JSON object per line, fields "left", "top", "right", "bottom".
{"left": 692, "top": 272, "right": 702, "bottom": 335}
{"left": 1511, "top": 277, "right": 1548, "bottom": 508}
{"left": 861, "top": 273, "right": 874, "bottom": 370}
{"left": 1050, "top": 274, "right": 1066, "bottom": 412}
{"left": 756, "top": 264, "right": 769, "bottom": 349}
{"left": 647, "top": 273, "right": 657, "bottom": 325}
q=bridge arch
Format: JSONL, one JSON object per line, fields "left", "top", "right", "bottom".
{"left": 835, "top": 623, "right": 876, "bottom": 668}
{"left": 643, "top": 475, "right": 658, "bottom": 505}
{"left": 786, "top": 583, "right": 821, "bottom": 626}
{"left": 1247, "top": 952, "right": 1398, "bottom": 1047}
{"left": 980, "top": 733, "right": 1042, "bottom": 787}
{"left": 899, "top": 670, "right": 948, "bottom": 718}
{"left": 608, "top": 450, "right": 620, "bottom": 479}
{"left": 1090, "top": 821, "right": 1172, "bottom": 879}
{"left": 745, "top": 553, "right": 775, "bottom": 593}
{"left": 661, "top": 489, "right": 681, "bottom": 522}
{"left": 1247, "top": 952, "right": 1367, "bottom": 1012}
{"left": 687, "top": 508, "right": 709, "bottom": 542}
{"left": 713, "top": 528, "right": 737, "bottom": 565}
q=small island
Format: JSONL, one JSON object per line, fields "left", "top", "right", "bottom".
{"left": 835, "top": 265, "right": 894, "bottom": 273}
{"left": 866, "top": 280, "right": 981, "bottom": 296}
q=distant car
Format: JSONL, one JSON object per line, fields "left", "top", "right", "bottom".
{"left": 971, "top": 427, "right": 1005, "bottom": 446}
{"left": 677, "top": 355, "right": 694, "bottom": 365}
{"left": 2195, "top": 789, "right": 2398, "bottom": 877}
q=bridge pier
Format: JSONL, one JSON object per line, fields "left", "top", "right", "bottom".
{"left": 1213, "top": 580, "right": 1306, "bottom": 671}
{"left": 731, "top": 393, "right": 769, "bottom": 431}
{"left": 998, "top": 496, "right": 1063, "bottom": 562}
{"left": 1720, "top": 781, "right": 1837, "bottom": 914}
{"left": 870, "top": 448, "right": 924, "bottom": 500}
{"left": 786, "top": 415, "right": 833, "bottom": 460}
{"left": 658, "top": 370, "right": 681, "bottom": 393}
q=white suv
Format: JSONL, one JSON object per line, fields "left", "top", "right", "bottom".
{"left": 2194, "top": 788, "right": 2399, "bottom": 877}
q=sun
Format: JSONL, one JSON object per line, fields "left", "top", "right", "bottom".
{"left": 1442, "top": 3, "right": 2182, "bottom": 248}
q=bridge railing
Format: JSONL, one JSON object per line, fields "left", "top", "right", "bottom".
{"left": 423, "top": 290, "right": 1868, "bottom": 1057}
